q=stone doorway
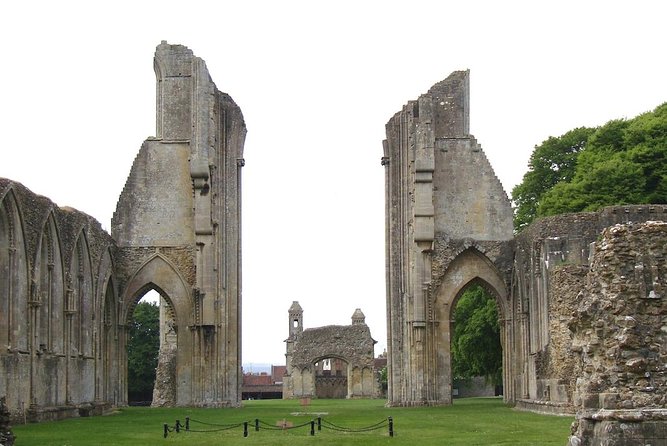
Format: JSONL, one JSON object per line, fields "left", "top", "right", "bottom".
{"left": 432, "top": 249, "right": 511, "bottom": 405}
{"left": 126, "top": 289, "right": 160, "bottom": 405}
{"left": 314, "top": 357, "right": 348, "bottom": 399}
{"left": 122, "top": 279, "right": 180, "bottom": 407}
{"left": 449, "top": 283, "right": 503, "bottom": 399}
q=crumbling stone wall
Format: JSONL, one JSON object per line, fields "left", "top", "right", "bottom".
{"left": 512, "top": 206, "right": 667, "bottom": 417}
{"left": 284, "top": 304, "right": 378, "bottom": 399}
{"left": 0, "top": 397, "right": 15, "bottom": 446}
{"left": 567, "top": 221, "right": 667, "bottom": 445}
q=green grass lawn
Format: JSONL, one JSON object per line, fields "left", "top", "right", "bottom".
{"left": 13, "top": 397, "right": 573, "bottom": 446}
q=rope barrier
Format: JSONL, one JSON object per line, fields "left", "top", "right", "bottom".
{"left": 162, "top": 415, "right": 395, "bottom": 438}
{"left": 320, "top": 417, "right": 388, "bottom": 432}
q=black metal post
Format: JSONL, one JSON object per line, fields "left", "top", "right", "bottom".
{"left": 175, "top": 419, "right": 180, "bottom": 433}
{"left": 388, "top": 416, "right": 394, "bottom": 437}
{"left": 310, "top": 420, "right": 315, "bottom": 436}
{"left": 255, "top": 418, "right": 259, "bottom": 431}
{"left": 244, "top": 421, "right": 248, "bottom": 437}
{"left": 185, "top": 417, "right": 190, "bottom": 431}
{"left": 317, "top": 416, "right": 321, "bottom": 431}
{"left": 163, "top": 423, "right": 168, "bottom": 438}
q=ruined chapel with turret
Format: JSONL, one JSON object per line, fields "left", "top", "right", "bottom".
{"left": 1, "top": 43, "right": 666, "bottom": 445}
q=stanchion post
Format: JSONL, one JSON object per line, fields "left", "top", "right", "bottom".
{"left": 388, "top": 416, "right": 394, "bottom": 437}
{"left": 244, "top": 421, "right": 248, "bottom": 437}
{"left": 185, "top": 417, "right": 190, "bottom": 431}
{"left": 175, "top": 419, "right": 180, "bottom": 433}
{"left": 255, "top": 418, "right": 259, "bottom": 431}
{"left": 317, "top": 416, "right": 321, "bottom": 431}
{"left": 310, "top": 420, "right": 315, "bottom": 436}
{"left": 163, "top": 423, "right": 168, "bottom": 438}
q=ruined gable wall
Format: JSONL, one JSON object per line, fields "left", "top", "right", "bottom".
{"left": 384, "top": 71, "right": 515, "bottom": 406}
{"left": 112, "top": 140, "right": 194, "bottom": 247}
{"left": 111, "top": 42, "right": 246, "bottom": 407}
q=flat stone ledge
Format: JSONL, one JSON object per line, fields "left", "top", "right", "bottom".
{"left": 515, "top": 399, "right": 575, "bottom": 416}
{"left": 581, "top": 408, "right": 667, "bottom": 422}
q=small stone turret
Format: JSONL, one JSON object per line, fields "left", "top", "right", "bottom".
{"left": 351, "top": 308, "right": 366, "bottom": 325}
{"left": 288, "top": 301, "right": 303, "bottom": 339}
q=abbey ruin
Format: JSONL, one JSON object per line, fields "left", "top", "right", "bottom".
{"left": 1, "top": 42, "right": 666, "bottom": 444}
{"left": 0, "top": 42, "right": 245, "bottom": 421}
{"left": 383, "top": 70, "right": 667, "bottom": 444}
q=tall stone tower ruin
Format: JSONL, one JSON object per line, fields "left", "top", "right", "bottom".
{"left": 112, "top": 42, "right": 246, "bottom": 407}
{"left": 383, "top": 71, "right": 514, "bottom": 406}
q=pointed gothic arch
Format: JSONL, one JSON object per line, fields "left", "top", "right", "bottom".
{"left": 433, "top": 248, "right": 511, "bottom": 405}
{"left": 70, "top": 230, "right": 95, "bottom": 357}
{"left": 121, "top": 253, "right": 190, "bottom": 325}
{"left": 33, "top": 211, "right": 66, "bottom": 355}
{"left": 120, "top": 253, "right": 192, "bottom": 406}
{"left": 0, "top": 188, "right": 29, "bottom": 352}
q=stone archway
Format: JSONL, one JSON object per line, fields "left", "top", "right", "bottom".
{"left": 433, "top": 248, "right": 511, "bottom": 404}
{"left": 433, "top": 248, "right": 510, "bottom": 405}
{"left": 120, "top": 254, "right": 190, "bottom": 407}
{"left": 313, "top": 356, "right": 349, "bottom": 399}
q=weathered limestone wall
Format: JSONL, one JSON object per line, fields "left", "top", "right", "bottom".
{"left": 284, "top": 304, "right": 378, "bottom": 399}
{"left": 512, "top": 206, "right": 667, "bottom": 416}
{"left": 0, "top": 178, "right": 119, "bottom": 423}
{"left": 112, "top": 41, "right": 246, "bottom": 407}
{"left": 383, "top": 71, "right": 514, "bottom": 406}
{"left": 568, "top": 221, "right": 667, "bottom": 445}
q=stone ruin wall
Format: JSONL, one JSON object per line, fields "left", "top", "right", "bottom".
{"left": 0, "top": 41, "right": 246, "bottom": 422}
{"left": 384, "top": 70, "right": 516, "bottom": 407}
{"left": 568, "top": 220, "right": 667, "bottom": 445}
{"left": 112, "top": 41, "right": 246, "bottom": 408}
{"left": 284, "top": 305, "right": 379, "bottom": 400}
{"left": 0, "top": 178, "right": 119, "bottom": 422}
{"left": 513, "top": 205, "right": 667, "bottom": 420}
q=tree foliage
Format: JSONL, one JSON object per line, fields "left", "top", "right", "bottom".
{"left": 512, "top": 127, "right": 594, "bottom": 230}
{"left": 127, "top": 301, "right": 160, "bottom": 402}
{"left": 451, "top": 285, "right": 502, "bottom": 386}
{"left": 512, "top": 103, "right": 667, "bottom": 230}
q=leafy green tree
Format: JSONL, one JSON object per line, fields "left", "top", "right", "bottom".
{"left": 451, "top": 285, "right": 502, "bottom": 386}
{"left": 512, "top": 103, "right": 667, "bottom": 228}
{"left": 512, "top": 127, "right": 594, "bottom": 230}
{"left": 127, "top": 301, "right": 160, "bottom": 402}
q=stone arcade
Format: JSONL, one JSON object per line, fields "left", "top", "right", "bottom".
{"left": 0, "top": 42, "right": 245, "bottom": 421}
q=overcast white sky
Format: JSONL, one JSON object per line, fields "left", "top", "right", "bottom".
{"left": 1, "top": 1, "right": 666, "bottom": 367}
